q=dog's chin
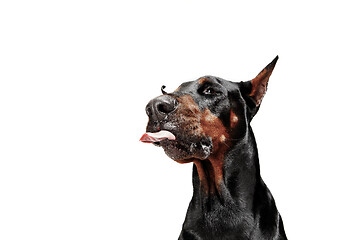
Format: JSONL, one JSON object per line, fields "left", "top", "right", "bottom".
{"left": 159, "top": 138, "right": 212, "bottom": 163}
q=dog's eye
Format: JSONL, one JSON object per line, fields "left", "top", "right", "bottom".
{"left": 203, "top": 87, "right": 216, "bottom": 95}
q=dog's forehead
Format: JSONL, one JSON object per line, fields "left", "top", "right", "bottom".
{"left": 174, "top": 76, "right": 238, "bottom": 94}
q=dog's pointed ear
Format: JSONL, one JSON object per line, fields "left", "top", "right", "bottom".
{"left": 240, "top": 56, "right": 278, "bottom": 110}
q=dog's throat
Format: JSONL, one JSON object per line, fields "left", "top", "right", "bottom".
{"left": 193, "top": 158, "right": 225, "bottom": 195}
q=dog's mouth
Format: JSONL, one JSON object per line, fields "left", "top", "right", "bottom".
{"left": 140, "top": 130, "right": 212, "bottom": 162}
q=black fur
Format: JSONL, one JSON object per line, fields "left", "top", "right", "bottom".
{"left": 143, "top": 57, "right": 287, "bottom": 239}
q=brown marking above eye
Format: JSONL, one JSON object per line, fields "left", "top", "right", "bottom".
{"left": 198, "top": 77, "right": 210, "bottom": 85}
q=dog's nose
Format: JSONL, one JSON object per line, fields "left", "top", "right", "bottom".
{"left": 146, "top": 95, "right": 178, "bottom": 121}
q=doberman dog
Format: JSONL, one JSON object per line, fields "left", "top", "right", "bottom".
{"left": 140, "top": 56, "right": 287, "bottom": 240}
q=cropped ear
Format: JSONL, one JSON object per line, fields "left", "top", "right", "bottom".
{"left": 240, "top": 56, "right": 278, "bottom": 107}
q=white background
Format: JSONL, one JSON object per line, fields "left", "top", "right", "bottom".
{"left": 1, "top": 1, "right": 359, "bottom": 239}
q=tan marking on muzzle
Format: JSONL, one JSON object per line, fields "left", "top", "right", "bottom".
{"left": 173, "top": 94, "right": 232, "bottom": 194}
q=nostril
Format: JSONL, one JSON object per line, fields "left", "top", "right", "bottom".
{"left": 157, "top": 103, "right": 168, "bottom": 114}
{"left": 146, "top": 96, "right": 178, "bottom": 120}
{"left": 156, "top": 100, "right": 176, "bottom": 114}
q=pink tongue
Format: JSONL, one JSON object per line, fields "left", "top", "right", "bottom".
{"left": 140, "top": 130, "right": 176, "bottom": 143}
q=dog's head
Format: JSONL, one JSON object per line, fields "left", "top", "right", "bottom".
{"left": 140, "top": 56, "right": 278, "bottom": 163}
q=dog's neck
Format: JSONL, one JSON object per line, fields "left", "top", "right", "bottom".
{"left": 191, "top": 127, "right": 259, "bottom": 209}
